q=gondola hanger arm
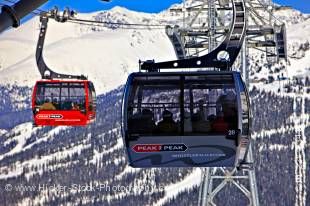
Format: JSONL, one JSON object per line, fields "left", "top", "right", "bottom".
{"left": 36, "top": 8, "right": 87, "bottom": 80}
{"left": 140, "top": 0, "right": 247, "bottom": 72}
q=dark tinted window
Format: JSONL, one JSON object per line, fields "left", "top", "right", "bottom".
{"left": 127, "top": 74, "right": 238, "bottom": 136}
{"left": 128, "top": 76, "right": 181, "bottom": 135}
{"left": 184, "top": 75, "right": 237, "bottom": 135}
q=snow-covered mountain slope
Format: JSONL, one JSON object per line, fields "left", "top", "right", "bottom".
{"left": 0, "top": 7, "right": 176, "bottom": 94}
{"left": 0, "top": 84, "right": 308, "bottom": 206}
{"left": 0, "top": 4, "right": 309, "bottom": 206}
{"left": 286, "top": 18, "right": 310, "bottom": 77}
{"left": 0, "top": 6, "right": 309, "bottom": 95}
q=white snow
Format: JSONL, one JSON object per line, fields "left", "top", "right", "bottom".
{"left": 251, "top": 126, "right": 294, "bottom": 140}
{"left": 22, "top": 126, "right": 67, "bottom": 151}
{"left": 0, "top": 142, "right": 89, "bottom": 180}
{"left": 0, "top": 6, "right": 308, "bottom": 96}
{"left": 154, "top": 169, "right": 202, "bottom": 206}
{"left": 268, "top": 144, "right": 289, "bottom": 151}
{"left": 0, "top": 123, "right": 34, "bottom": 161}
{"left": 89, "top": 136, "right": 123, "bottom": 164}
{"left": 0, "top": 129, "right": 7, "bottom": 136}
{"left": 115, "top": 165, "right": 140, "bottom": 180}
{"left": 0, "top": 9, "right": 176, "bottom": 94}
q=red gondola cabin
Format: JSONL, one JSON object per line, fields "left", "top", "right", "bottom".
{"left": 32, "top": 80, "right": 96, "bottom": 126}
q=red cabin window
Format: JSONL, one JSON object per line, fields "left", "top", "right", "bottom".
{"left": 35, "top": 82, "right": 86, "bottom": 111}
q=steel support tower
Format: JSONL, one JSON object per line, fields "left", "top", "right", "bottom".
{"left": 197, "top": 0, "right": 259, "bottom": 205}
{"left": 143, "top": 0, "right": 287, "bottom": 204}
{"left": 166, "top": 0, "right": 287, "bottom": 205}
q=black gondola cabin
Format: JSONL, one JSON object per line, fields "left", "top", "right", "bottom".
{"left": 122, "top": 71, "right": 250, "bottom": 168}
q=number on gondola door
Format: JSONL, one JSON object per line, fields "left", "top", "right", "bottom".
{"left": 227, "top": 129, "right": 239, "bottom": 140}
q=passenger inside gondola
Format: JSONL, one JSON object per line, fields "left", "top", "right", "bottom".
{"left": 72, "top": 102, "right": 80, "bottom": 110}
{"left": 40, "top": 98, "right": 56, "bottom": 110}
{"left": 62, "top": 99, "right": 72, "bottom": 110}
{"left": 52, "top": 97, "right": 59, "bottom": 110}
{"left": 216, "top": 91, "right": 238, "bottom": 130}
{"left": 184, "top": 112, "right": 192, "bottom": 133}
{"left": 156, "top": 110, "right": 178, "bottom": 134}
{"left": 197, "top": 99, "right": 207, "bottom": 120}
{"left": 192, "top": 100, "right": 211, "bottom": 133}
{"left": 128, "top": 108, "right": 156, "bottom": 134}
{"left": 212, "top": 111, "right": 229, "bottom": 133}
{"left": 142, "top": 108, "right": 156, "bottom": 132}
